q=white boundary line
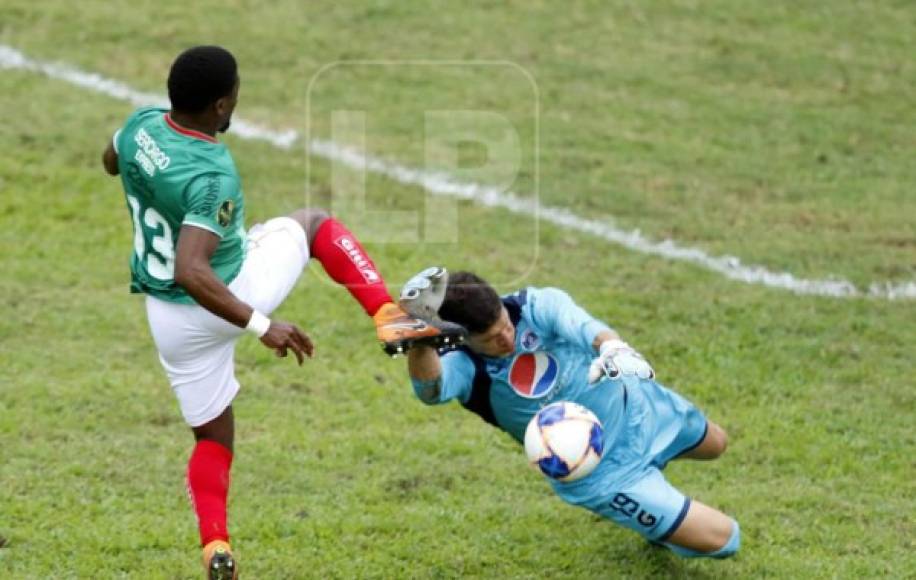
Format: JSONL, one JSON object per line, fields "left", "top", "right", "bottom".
{"left": 2, "top": 44, "right": 912, "bottom": 300}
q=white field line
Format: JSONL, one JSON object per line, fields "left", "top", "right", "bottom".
{"left": 2, "top": 44, "right": 912, "bottom": 300}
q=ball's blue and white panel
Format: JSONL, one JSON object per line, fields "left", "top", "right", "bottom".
{"left": 564, "top": 402, "right": 599, "bottom": 422}
{"left": 524, "top": 401, "right": 605, "bottom": 482}
{"left": 537, "top": 455, "right": 572, "bottom": 479}
{"left": 564, "top": 448, "right": 601, "bottom": 482}
{"left": 536, "top": 402, "right": 568, "bottom": 428}
{"left": 523, "top": 414, "right": 549, "bottom": 460}
{"left": 588, "top": 422, "right": 604, "bottom": 456}
{"left": 543, "top": 419, "right": 593, "bottom": 465}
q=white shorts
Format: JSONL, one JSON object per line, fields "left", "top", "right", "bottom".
{"left": 145, "top": 217, "right": 310, "bottom": 427}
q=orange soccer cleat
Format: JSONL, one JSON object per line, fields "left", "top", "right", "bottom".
{"left": 373, "top": 302, "right": 466, "bottom": 356}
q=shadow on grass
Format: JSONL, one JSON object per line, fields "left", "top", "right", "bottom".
{"left": 583, "top": 517, "right": 737, "bottom": 578}
{"left": 629, "top": 541, "right": 734, "bottom": 579}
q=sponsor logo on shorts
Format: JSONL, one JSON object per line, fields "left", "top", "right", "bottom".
{"left": 334, "top": 236, "right": 381, "bottom": 284}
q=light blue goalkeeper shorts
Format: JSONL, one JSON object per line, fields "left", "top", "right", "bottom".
{"left": 552, "top": 377, "right": 708, "bottom": 542}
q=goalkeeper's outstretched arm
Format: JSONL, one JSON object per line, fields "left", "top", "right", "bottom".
{"left": 400, "top": 266, "right": 474, "bottom": 405}
{"left": 406, "top": 342, "right": 476, "bottom": 406}
{"left": 407, "top": 343, "right": 444, "bottom": 404}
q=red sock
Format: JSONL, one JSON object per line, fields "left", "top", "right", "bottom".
{"left": 187, "top": 440, "right": 233, "bottom": 546}
{"left": 310, "top": 218, "right": 393, "bottom": 316}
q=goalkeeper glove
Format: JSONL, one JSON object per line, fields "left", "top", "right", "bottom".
{"left": 587, "top": 339, "right": 655, "bottom": 383}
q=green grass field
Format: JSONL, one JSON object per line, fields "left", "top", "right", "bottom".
{"left": 1, "top": 1, "right": 914, "bottom": 577}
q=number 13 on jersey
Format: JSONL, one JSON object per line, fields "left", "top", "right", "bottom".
{"left": 127, "top": 194, "right": 176, "bottom": 280}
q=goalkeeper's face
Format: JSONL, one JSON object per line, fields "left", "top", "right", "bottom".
{"left": 467, "top": 307, "right": 516, "bottom": 358}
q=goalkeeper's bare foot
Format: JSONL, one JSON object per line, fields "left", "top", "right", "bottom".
{"left": 203, "top": 540, "right": 237, "bottom": 580}
{"left": 373, "top": 303, "right": 466, "bottom": 356}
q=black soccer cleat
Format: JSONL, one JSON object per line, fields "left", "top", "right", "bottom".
{"left": 203, "top": 541, "right": 237, "bottom": 580}
{"left": 208, "top": 550, "right": 236, "bottom": 580}
{"left": 379, "top": 322, "right": 467, "bottom": 357}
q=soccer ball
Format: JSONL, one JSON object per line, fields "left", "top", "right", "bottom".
{"left": 524, "top": 401, "right": 604, "bottom": 482}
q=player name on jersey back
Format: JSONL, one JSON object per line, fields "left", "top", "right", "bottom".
{"left": 133, "top": 127, "right": 171, "bottom": 176}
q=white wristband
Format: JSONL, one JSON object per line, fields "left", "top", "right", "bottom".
{"left": 246, "top": 310, "right": 271, "bottom": 337}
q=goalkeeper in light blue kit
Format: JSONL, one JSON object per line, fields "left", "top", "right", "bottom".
{"left": 401, "top": 268, "right": 740, "bottom": 559}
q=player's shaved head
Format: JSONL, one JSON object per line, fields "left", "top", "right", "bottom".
{"left": 168, "top": 46, "right": 238, "bottom": 113}
{"left": 440, "top": 271, "right": 503, "bottom": 334}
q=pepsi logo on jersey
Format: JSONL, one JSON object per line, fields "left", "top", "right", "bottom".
{"left": 508, "top": 351, "right": 559, "bottom": 398}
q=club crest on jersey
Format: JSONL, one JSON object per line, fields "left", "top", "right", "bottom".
{"left": 218, "top": 200, "right": 235, "bottom": 227}
{"left": 508, "top": 352, "right": 559, "bottom": 398}
{"left": 520, "top": 328, "right": 540, "bottom": 351}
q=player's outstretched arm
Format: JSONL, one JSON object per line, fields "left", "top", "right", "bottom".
{"left": 175, "top": 224, "right": 314, "bottom": 364}
{"left": 588, "top": 330, "right": 655, "bottom": 382}
{"left": 406, "top": 339, "right": 477, "bottom": 406}
{"left": 528, "top": 288, "right": 654, "bottom": 381}
{"left": 102, "top": 138, "right": 119, "bottom": 176}
{"left": 400, "top": 267, "right": 474, "bottom": 404}
{"left": 407, "top": 344, "right": 444, "bottom": 404}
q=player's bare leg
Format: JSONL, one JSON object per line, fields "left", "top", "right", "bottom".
{"left": 664, "top": 499, "right": 740, "bottom": 558}
{"left": 288, "top": 209, "right": 465, "bottom": 356}
{"left": 680, "top": 421, "right": 728, "bottom": 460}
{"left": 191, "top": 408, "right": 238, "bottom": 579}
{"left": 192, "top": 406, "right": 234, "bottom": 451}
{"left": 288, "top": 208, "right": 330, "bottom": 249}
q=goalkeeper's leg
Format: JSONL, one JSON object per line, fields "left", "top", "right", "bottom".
{"left": 556, "top": 465, "right": 739, "bottom": 560}
{"left": 677, "top": 421, "right": 728, "bottom": 460}
{"left": 663, "top": 500, "right": 740, "bottom": 558}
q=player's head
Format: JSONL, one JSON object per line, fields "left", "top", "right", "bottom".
{"left": 168, "top": 46, "right": 239, "bottom": 133}
{"left": 440, "top": 271, "right": 515, "bottom": 358}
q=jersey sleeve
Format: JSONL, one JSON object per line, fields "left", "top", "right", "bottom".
{"left": 182, "top": 172, "right": 240, "bottom": 238}
{"left": 410, "top": 350, "right": 475, "bottom": 405}
{"left": 529, "top": 287, "right": 612, "bottom": 353}
{"left": 115, "top": 106, "right": 167, "bottom": 168}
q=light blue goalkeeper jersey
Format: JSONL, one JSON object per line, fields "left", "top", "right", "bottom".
{"left": 412, "top": 286, "right": 712, "bottom": 543}
{"left": 415, "top": 287, "right": 629, "bottom": 445}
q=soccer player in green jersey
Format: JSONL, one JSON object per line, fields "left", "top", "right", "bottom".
{"left": 102, "top": 46, "right": 461, "bottom": 579}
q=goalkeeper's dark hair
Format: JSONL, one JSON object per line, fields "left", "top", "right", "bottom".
{"left": 439, "top": 271, "right": 503, "bottom": 334}
{"left": 168, "top": 46, "right": 238, "bottom": 113}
